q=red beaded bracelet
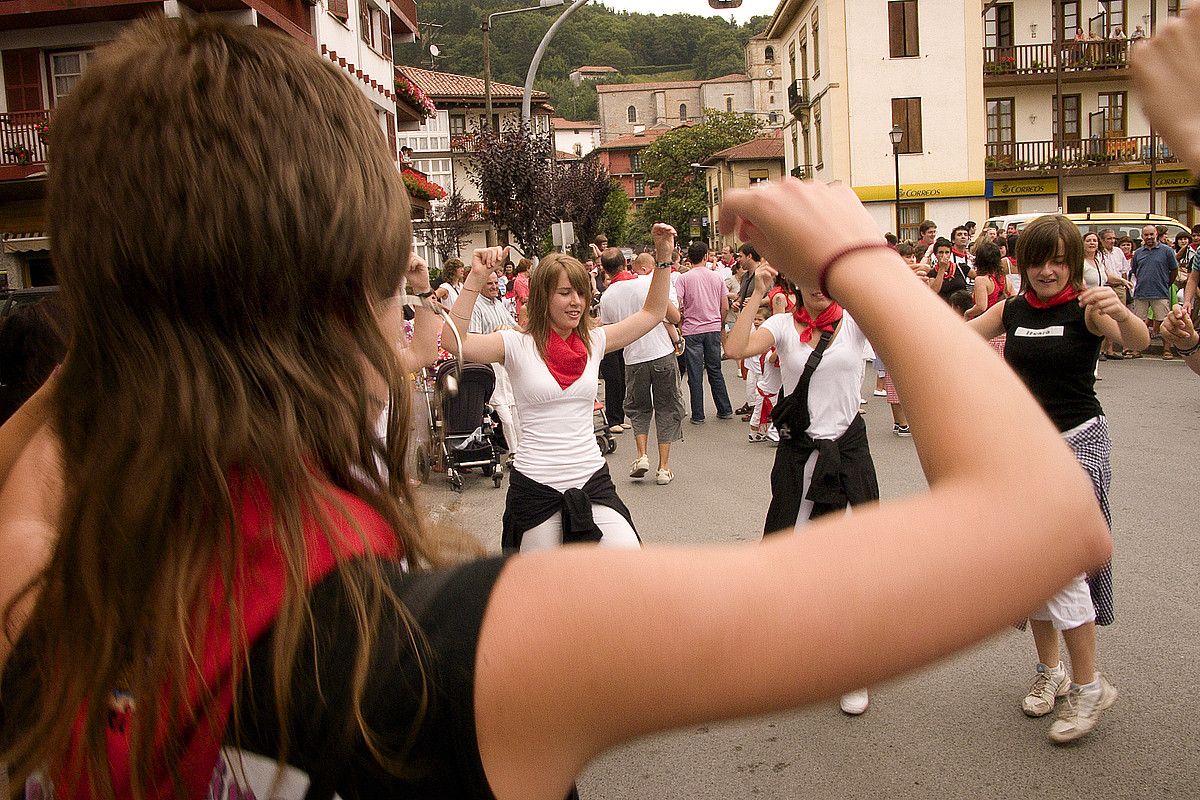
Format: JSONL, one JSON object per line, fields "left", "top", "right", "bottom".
{"left": 817, "top": 242, "right": 899, "bottom": 299}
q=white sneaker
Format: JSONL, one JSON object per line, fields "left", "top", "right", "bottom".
{"left": 655, "top": 468, "right": 673, "bottom": 485}
{"left": 1048, "top": 674, "right": 1118, "bottom": 743}
{"left": 1021, "top": 661, "right": 1070, "bottom": 718}
{"left": 610, "top": 423, "right": 625, "bottom": 434}
{"left": 630, "top": 454, "right": 649, "bottom": 479}
{"left": 839, "top": 688, "right": 869, "bottom": 715}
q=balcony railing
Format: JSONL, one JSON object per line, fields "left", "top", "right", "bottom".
{"left": 790, "top": 164, "right": 813, "bottom": 179}
{"left": 985, "top": 135, "right": 1176, "bottom": 172}
{"left": 787, "top": 78, "right": 810, "bottom": 117}
{"left": 0, "top": 111, "right": 49, "bottom": 169}
{"left": 983, "top": 39, "right": 1128, "bottom": 78}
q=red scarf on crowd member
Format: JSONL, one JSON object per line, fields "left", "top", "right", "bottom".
{"left": 545, "top": 330, "right": 589, "bottom": 389}
{"left": 794, "top": 301, "right": 844, "bottom": 344}
{"left": 1024, "top": 284, "right": 1079, "bottom": 309}
{"left": 609, "top": 270, "right": 638, "bottom": 283}
{"left": 951, "top": 246, "right": 969, "bottom": 259}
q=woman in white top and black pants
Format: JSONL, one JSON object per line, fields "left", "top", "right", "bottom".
{"left": 448, "top": 226, "right": 675, "bottom": 553}
{"left": 725, "top": 262, "right": 880, "bottom": 717}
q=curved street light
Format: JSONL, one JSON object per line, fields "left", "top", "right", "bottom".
{"left": 889, "top": 125, "right": 904, "bottom": 238}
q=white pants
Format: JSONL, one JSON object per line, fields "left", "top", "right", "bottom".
{"left": 1029, "top": 573, "right": 1096, "bottom": 630}
{"left": 520, "top": 504, "right": 641, "bottom": 552}
{"left": 744, "top": 357, "right": 762, "bottom": 407}
{"left": 491, "top": 365, "right": 521, "bottom": 453}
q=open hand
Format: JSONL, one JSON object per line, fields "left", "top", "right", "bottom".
{"left": 1160, "top": 304, "right": 1199, "bottom": 350}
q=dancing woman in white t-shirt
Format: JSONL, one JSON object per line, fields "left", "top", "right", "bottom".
{"left": 448, "top": 225, "right": 676, "bottom": 553}
{"left": 725, "top": 262, "right": 880, "bottom": 716}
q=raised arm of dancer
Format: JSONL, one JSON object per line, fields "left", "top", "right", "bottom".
{"left": 965, "top": 277, "right": 990, "bottom": 319}
{"left": 967, "top": 299, "right": 1006, "bottom": 340}
{"left": 1080, "top": 286, "right": 1151, "bottom": 351}
{"left": 1131, "top": 5, "right": 1200, "bottom": 178}
{"left": 445, "top": 246, "right": 508, "bottom": 364}
{"left": 395, "top": 254, "right": 442, "bottom": 374}
{"left": 474, "top": 180, "right": 1112, "bottom": 799}
{"left": 604, "top": 224, "right": 675, "bottom": 353}
{"left": 1161, "top": 304, "right": 1200, "bottom": 376}
{"left": 722, "top": 264, "right": 777, "bottom": 359}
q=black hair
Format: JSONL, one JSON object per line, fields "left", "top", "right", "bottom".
{"left": 686, "top": 240, "right": 708, "bottom": 265}
{"left": 948, "top": 289, "right": 974, "bottom": 315}
{"left": 739, "top": 242, "right": 760, "bottom": 261}
{"left": 0, "top": 294, "right": 68, "bottom": 424}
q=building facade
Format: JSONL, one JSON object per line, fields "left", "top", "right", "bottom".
{"left": 699, "top": 131, "right": 786, "bottom": 248}
{"left": 746, "top": 34, "right": 788, "bottom": 126}
{"left": 395, "top": 65, "right": 554, "bottom": 270}
{"left": 596, "top": 74, "right": 754, "bottom": 142}
{"left": 767, "top": 0, "right": 987, "bottom": 239}
{"left": 594, "top": 127, "right": 670, "bottom": 212}
{"left": 0, "top": 0, "right": 420, "bottom": 289}
{"left": 552, "top": 117, "right": 601, "bottom": 158}
{"left": 982, "top": 0, "right": 1189, "bottom": 224}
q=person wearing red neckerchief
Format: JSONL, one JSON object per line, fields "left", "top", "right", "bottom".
{"left": 950, "top": 224, "right": 976, "bottom": 285}
{"left": 969, "top": 214, "right": 1148, "bottom": 744}
{"left": 725, "top": 260, "right": 880, "bottom": 718}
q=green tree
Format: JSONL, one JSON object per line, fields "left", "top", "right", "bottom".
{"left": 466, "top": 123, "right": 556, "bottom": 256}
{"left": 694, "top": 28, "right": 743, "bottom": 79}
{"left": 597, "top": 184, "right": 630, "bottom": 246}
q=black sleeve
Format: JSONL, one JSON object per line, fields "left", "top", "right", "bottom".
{"left": 233, "top": 556, "right": 510, "bottom": 800}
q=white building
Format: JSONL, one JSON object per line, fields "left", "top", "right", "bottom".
{"left": 552, "top": 117, "right": 601, "bottom": 158}
{"left": 766, "top": 0, "right": 987, "bottom": 239}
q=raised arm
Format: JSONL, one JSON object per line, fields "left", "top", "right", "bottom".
{"left": 1161, "top": 304, "right": 1200, "bottom": 376}
{"left": 1081, "top": 286, "right": 1150, "bottom": 352}
{"left": 475, "top": 180, "right": 1111, "bottom": 800}
{"left": 445, "top": 247, "right": 508, "bottom": 364}
{"left": 603, "top": 224, "right": 675, "bottom": 354}
{"left": 723, "top": 264, "right": 778, "bottom": 359}
{"left": 394, "top": 254, "right": 443, "bottom": 374}
{"left": 965, "top": 277, "right": 989, "bottom": 320}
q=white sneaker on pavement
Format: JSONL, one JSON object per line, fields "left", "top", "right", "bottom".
{"left": 630, "top": 454, "right": 649, "bottom": 479}
{"left": 1048, "top": 674, "right": 1118, "bottom": 743}
{"left": 1021, "top": 661, "right": 1070, "bottom": 718}
{"left": 655, "top": 468, "right": 673, "bottom": 485}
{"left": 610, "top": 423, "right": 625, "bottom": 434}
{"left": 839, "top": 688, "right": 869, "bottom": 715}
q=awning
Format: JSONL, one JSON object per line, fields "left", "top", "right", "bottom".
{"left": 2, "top": 232, "right": 49, "bottom": 253}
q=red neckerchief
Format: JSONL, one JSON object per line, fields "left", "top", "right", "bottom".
{"left": 72, "top": 475, "right": 400, "bottom": 800}
{"left": 545, "top": 330, "right": 588, "bottom": 389}
{"left": 1024, "top": 285, "right": 1079, "bottom": 309}
{"left": 793, "top": 301, "right": 844, "bottom": 344}
{"left": 951, "top": 246, "right": 969, "bottom": 259}
{"left": 609, "top": 270, "right": 637, "bottom": 283}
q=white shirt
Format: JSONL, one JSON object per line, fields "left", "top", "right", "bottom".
{"left": 469, "top": 296, "right": 516, "bottom": 334}
{"left": 499, "top": 327, "right": 607, "bottom": 491}
{"left": 761, "top": 311, "right": 868, "bottom": 440}
{"left": 598, "top": 274, "right": 678, "bottom": 365}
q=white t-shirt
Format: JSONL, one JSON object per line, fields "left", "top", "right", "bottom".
{"left": 499, "top": 327, "right": 607, "bottom": 491}
{"left": 598, "top": 274, "right": 678, "bottom": 365}
{"left": 761, "top": 311, "right": 868, "bottom": 440}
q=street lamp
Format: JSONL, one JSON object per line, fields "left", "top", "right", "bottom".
{"left": 691, "top": 163, "right": 721, "bottom": 244}
{"left": 889, "top": 125, "right": 904, "bottom": 239}
{"left": 483, "top": 0, "right": 564, "bottom": 128}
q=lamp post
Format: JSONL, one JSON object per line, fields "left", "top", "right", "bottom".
{"left": 691, "top": 162, "right": 721, "bottom": 245}
{"left": 522, "top": 0, "right": 588, "bottom": 123}
{"left": 483, "top": 0, "right": 564, "bottom": 129}
{"left": 889, "top": 125, "right": 904, "bottom": 239}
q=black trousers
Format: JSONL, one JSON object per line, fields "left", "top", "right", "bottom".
{"left": 599, "top": 348, "right": 626, "bottom": 426}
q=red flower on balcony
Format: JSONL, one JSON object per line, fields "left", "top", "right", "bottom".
{"left": 394, "top": 75, "right": 437, "bottom": 119}
{"left": 402, "top": 167, "right": 447, "bottom": 201}
{"left": 4, "top": 144, "right": 32, "bottom": 165}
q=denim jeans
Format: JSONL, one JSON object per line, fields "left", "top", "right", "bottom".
{"left": 683, "top": 331, "right": 732, "bottom": 421}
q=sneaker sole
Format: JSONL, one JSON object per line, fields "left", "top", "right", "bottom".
{"left": 630, "top": 465, "right": 649, "bottom": 478}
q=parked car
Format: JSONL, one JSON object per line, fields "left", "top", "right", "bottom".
{"left": 984, "top": 212, "right": 1189, "bottom": 249}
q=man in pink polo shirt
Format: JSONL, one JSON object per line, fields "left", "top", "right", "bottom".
{"left": 674, "top": 240, "right": 733, "bottom": 424}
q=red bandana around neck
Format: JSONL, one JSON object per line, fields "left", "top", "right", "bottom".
{"left": 609, "top": 270, "right": 638, "bottom": 283}
{"left": 793, "top": 301, "right": 844, "bottom": 344}
{"left": 951, "top": 246, "right": 969, "bottom": 258}
{"left": 1024, "top": 284, "right": 1079, "bottom": 309}
{"left": 545, "top": 330, "right": 589, "bottom": 389}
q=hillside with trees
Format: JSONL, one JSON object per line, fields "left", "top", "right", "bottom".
{"left": 396, "top": 3, "right": 770, "bottom": 120}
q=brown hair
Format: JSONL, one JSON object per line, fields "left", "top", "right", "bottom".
{"left": 1016, "top": 215, "right": 1084, "bottom": 293}
{"left": 525, "top": 253, "right": 595, "bottom": 360}
{"left": 2, "top": 16, "right": 445, "bottom": 798}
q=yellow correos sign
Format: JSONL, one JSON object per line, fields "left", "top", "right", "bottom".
{"left": 1125, "top": 170, "right": 1192, "bottom": 190}
{"left": 854, "top": 180, "right": 986, "bottom": 203}
{"left": 991, "top": 178, "right": 1058, "bottom": 197}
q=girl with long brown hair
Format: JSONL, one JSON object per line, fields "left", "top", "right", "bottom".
{"left": 448, "top": 235, "right": 672, "bottom": 551}
{"left": 1, "top": 17, "right": 1114, "bottom": 800}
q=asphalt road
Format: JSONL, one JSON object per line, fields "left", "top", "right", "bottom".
{"left": 419, "top": 354, "right": 1200, "bottom": 799}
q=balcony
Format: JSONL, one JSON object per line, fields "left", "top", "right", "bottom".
{"left": 790, "top": 164, "right": 812, "bottom": 179}
{"left": 983, "top": 40, "right": 1128, "bottom": 85}
{"left": 985, "top": 135, "right": 1176, "bottom": 176}
{"left": 0, "top": 111, "right": 49, "bottom": 181}
{"left": 787, "top": 78, "right": 810, "bottom": 117}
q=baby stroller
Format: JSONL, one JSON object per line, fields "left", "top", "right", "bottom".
{"left": 594, "top": 399, "right": 616, "bottom": 455}
{"left": 434, "top": 360, "right": 505, "bottom": 492}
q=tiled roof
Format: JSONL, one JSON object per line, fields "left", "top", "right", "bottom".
{"left": 708, "top": 132, "right": 785, "bottom": 162}
{"left": 551, "top": 117, "right": 601, "bottom": 129}
{"left": 397, "top": 66, "right": 549, "bottom": 101}
{"left": 555, "top": 150, "right": 582, "bottom": 160}
{"left": 573, "top": 65, "right": 619, "bottom": 73}
{"left": 595, "top": 127, "right": 676, "bottom": 150}
{"left": 596, "top": 73, "right": 749, "bottom": 93}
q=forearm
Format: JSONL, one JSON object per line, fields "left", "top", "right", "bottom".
{"left": 639, "top": 264, "right": 670, "bottom": 319}
{"left": 1113, "top": 307, "right": 1150, "bottom": 351}
{"left": 1186, "top": 271, "right": 1198, "bottom": 309}
{"left": 723, "top": 290, "right": 764, "bottom": 358}
{"left": 446, "top": 273, "right": 484, "bottom": 354}
{"left": 396, "top": 306, "right": 442, "bottom": 373}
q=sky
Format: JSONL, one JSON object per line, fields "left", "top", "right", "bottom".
{"left": 593, "top": 0, "right": 778, "bottom": 24}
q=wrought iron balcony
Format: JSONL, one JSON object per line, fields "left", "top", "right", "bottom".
{"left": 790, "top": 164, "right": 812, "bottom": 179}
{"left": 787, "top": 79, "right": 810, "bottom": 117}
{"left": 983, "top": 39, "right": 1129, "bottom": 81}
{"left": 984, "top": 135, "right": 1176, "bottom": 173}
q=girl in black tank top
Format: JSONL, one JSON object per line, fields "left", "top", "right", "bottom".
{"left": 968, "top": 214, "right": 1149, "bottom": 744}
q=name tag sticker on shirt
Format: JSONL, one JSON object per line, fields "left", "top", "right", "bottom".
{"left": 1013, "top": 325, "right": 1065, "bottom": 338}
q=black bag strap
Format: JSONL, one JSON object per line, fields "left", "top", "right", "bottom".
{"left": 772, "top": 321, "right": 837, "bottom": 414}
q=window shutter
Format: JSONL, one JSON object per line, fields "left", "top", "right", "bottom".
{"left": 386, "top": 110, "right": 396, "bottom": 159}
{"left": 328, "top": 0, "right": 348, "bottom": 20}
{"left": 360, "top": 0, "right": 372, "bottom": 45}
{"left": 888, "top": 2, "right": 904, "bottom": 58}
{"left": 3, "top": 49, "right": 44, "bottom": 114}
{"left": 904, "top": 1, "right": 920, "bottom": 56}
{"left": 906, "top": 98, "right": 922, "bottom": 152}
{"left": 381, "top": 11, "right": 392, "bottom": 59}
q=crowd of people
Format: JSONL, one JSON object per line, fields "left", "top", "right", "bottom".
{"left": 1, "top": 8, "right": 1200, "bottom": 800}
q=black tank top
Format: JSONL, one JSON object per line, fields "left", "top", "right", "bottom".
{"left": 1002, "top": 295, "right": 1103, "bottom": 432}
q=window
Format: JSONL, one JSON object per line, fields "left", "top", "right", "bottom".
{"left": 899, "top": 203, "right": 925, "bottom": 241}
{"left": 1058, "top": 0, "right": 1079, "bottom": 40}
{"left": 3, "top": 50, "right": 44, "bottom": 113}
{"left": 478, "top": 113, "right": 500, "bottom": 132}
{"left": 768, "top": 80, "right": 774, "bottom": 91}
{"left": 888, "top": 0, "right": 920, "bottom": 58}
{"left": 1166, "top": 190, "right": 1193, "bottom": 227}
{"left": 725, "top": 95, "right": 733, "bottom": 112}
{"left": 49, "top": 50, "right": 96, "bottom": 102}
{"left": 983, "top": 2, "right": 1013, "bottom": 48}
{"left": 890, "top": 97, "right": 923, "bottom": 154}
{"left": 1098, "top": 91, "right": 1126, "bottom": 137}
{"left": 811, "top": 13, "right": 821, "bottom": 78}
{"left": 813, "top": 105, "right": 823, "bottom": 167}
{"left": 634, "top": 176, "right": 646, "bottom": 197}
{"left": 449, "top": 114, "right": 466, "bottom": 137}
{"left": 988, "top": 199, "right": 1013, "bottom": 218}
{"left": 360, "top": 0, "right": 373, "bottom": 47}
{"left": 631, "top": 152, "right": 642, "bottom": 171}
{"left": 1066, "top": 194, "right": 1113, "bottom": 213}
{"left": 328, "top": 0, "right": 349, "bottom": 21}
{"left": 798, "top": 29, "right": 809, "bottom": 81}
{"left": 573, "top": 142, "right": 583, "bottom": 156}
{"left": 412, "top": 157, "right": 453, "bottom": 193}
{"left": 788, "top": 41, "right": 797, "bottom": 84}
{"left": 987, "top": 98, "right": 1014, "bottom": 145}
{"left": 1100, "top": 0, "right": 1124, "bottom": 35}
{"left": 627, "top": 105, "right": 637, "bottom": 123}
{"left": 1052, "top": 94, "right": 1081, "bottom": 143}
{"left": 801, "top": 114, "right": 812, "bottom": 170}
{"left": 749, "top": 168, "right": 770, "bottom": 184}
{"left": 792, "top": 130, "right": 800, "bottom": 165}
{"left": 1169, "top": 0, "right": 1182, "bottom": 16}
{"left": 679, "top": 103, "right": 688, "bottom": 121}
{"left": 765, "top": 45, "right": 775, "bottom": 63}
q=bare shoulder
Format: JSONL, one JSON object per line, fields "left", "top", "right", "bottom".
{"left": 0, "top": 425, "right": 61, "bottom": 668}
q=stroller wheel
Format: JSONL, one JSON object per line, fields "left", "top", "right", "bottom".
{"left": 448, "top": 468, "right": 463, "bottom": 492}
{"left": 414, "top": 441, "right": 432, "bottom": 483}
{"left": 492, "top": 466, "right": 503, "bottom": 488}
{"left": 596, "top": 434, "right": 607, "bottom": 454}
{"left": 481, "top": 463, "right": 494, "bottom": 477}
{"left": 604, "top": 435, "right": 617, "bottom": 454}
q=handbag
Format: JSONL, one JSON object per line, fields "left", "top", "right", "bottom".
{"left": 770, "top": 322, "right": 837, "bottom": 440}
